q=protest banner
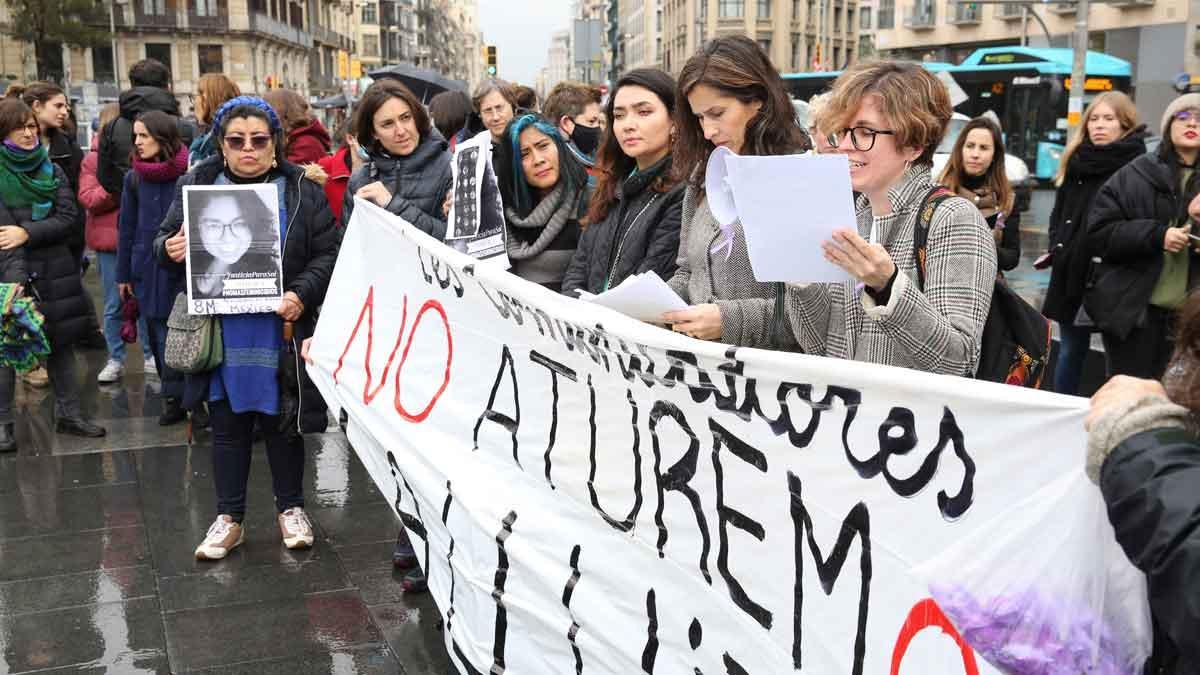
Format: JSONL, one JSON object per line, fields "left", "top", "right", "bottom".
{"left": 307, "top": 199, "right": 1150, "bottom": 674}
{"left": 184, "top": 184, "right": 284, "bottom": 315}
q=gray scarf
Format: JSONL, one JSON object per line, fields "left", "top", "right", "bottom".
{"left": 504, "top": 181, "right": 578, "bottom": 261}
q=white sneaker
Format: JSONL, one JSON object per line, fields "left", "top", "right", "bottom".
{"left": 278, "top": 507, "right": 314, "bottom": 549}
{"left": 143, "top": 356, "right": 157, "bottom": 377}
{"left": 195, "top": 515, "right": 244, "bottom": 560}
{"left": 97, "top": 359, "right": 123, "bottom": 384}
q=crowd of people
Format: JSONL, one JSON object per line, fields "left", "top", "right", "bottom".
{"left": 1, "top": 34, "right": 1198, "bottom": 671}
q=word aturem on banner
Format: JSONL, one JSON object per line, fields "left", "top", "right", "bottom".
{"left": 307, "top": 198, "right": 1142, "bottom": 675}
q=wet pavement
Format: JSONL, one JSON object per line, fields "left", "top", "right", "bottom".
{"left": 0, "top": 270, "right": 451, "bottom": 674}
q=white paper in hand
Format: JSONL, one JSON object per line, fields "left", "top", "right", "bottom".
{"left": 577, "top": 272, "right": 687, "bottom": 323}
{"left": 705, "top": 146, "right": 738, "bottom": 225}
{"left": 724, "top": 153, "right": 855, "bottom": 284}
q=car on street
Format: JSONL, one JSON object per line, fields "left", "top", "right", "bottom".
{"left": 932, "top": 112, "right": 1035, "bottom": 213}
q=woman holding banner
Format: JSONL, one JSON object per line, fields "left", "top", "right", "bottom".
{"left": 781, "top": 61, "right": 996, "bottom": 375}
{"left": 116, "top": 110, "right": 190, "bottom": 425}
{"left": 342, "top": 80, "right": 452, "bottom": 237}
{"left": 1085, "top": 297, "right": 1200, "bottom": 671}
{"left": 495, "top": 112, "right": 589, "bottom": 292}
{"left": 561, "top": 68, "right": 685, "bottom": 296}
{"left": 660, "top": 36, "right": 809, "bottom": 347}
{"left": 154, "top": 96, "right": 339, "bottom": 561}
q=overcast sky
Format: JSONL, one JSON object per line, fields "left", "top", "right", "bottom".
{"left": 478, "top": 0, "right": 573, "bottom": 86}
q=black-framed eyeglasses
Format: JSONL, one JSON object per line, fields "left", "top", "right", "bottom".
{"left": 223, "top": 134, "right": 273, "bottom": 151}
{"left": 199, "top": 218, "right": 250, "bottom": 239}
{"left": 826, "top": 126, "right": 896, "bottom": 152}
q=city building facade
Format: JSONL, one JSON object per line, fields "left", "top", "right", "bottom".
{"left": 873, "top": 0, "right": 1199, "bottom": 130}
{"left": 614, "top": 0, "right": 664, "bottom": 79}
{"left": 660, "top": 0, "right": 860, "bottom": 75}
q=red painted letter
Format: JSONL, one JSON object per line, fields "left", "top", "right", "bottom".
{"left": 393, "top": 299, "right": 453, "bottom": 422}
{"left": 891, "top": 598, "right": 979, "bottom": 675}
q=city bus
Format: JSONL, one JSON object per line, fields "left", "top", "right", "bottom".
{"left": 782, "top": 47, "right": 1134, "bottom": 182}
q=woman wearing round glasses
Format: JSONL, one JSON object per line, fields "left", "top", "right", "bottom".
{"left": 188, "top": 190, "right": 282, "bottom": 300}
{"left": 785, "top": 61, "right": 996, "bottom": 376}
{"left": 1085, "top": 94, "right": 1200, "bottom": 380}
{"left": 154, "top": 96, "right": 340, "bottom": 561}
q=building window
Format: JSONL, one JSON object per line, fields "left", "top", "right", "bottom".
{"left": 143, "top": 0, "right": 165, "bottom": 14}
{"left": 198, "top": 45, "right": 223, "bottom": 74}
{"left": 698, "top": 0, "right": 707, "bottom": 20}
{"left": 792, "top": 0, "right": 801, "bottom": 20}
{"left": 758, "top": 37, "right": 771, "bottom": 53}
{"left": 719, "top": 0, "right": 743, "bottom": 17}
{"left": 145, "top": 43, "right": 172, "bottom": 72}
{"left": 878, "top": 0, "right": 894, "bottom": 28}
{"left": 361, "top": 2, "right": 376, "bottom": 23}
{"left": 194, "top": 0, "right": 218, "bottom": 16}
{"left": 791, "top": 34, "right": 802, "bottom": 70}
{"left": 758, "top": 0, "right": 770, "bottom": 17}
{"left": 91, "top": 45, "right": 115, "bottom": 83}
{"left": 363, "top": 34, "right": 380, "bottom": 57}
{"left": 860, "top": 5, "right": 871, "bottom": 28}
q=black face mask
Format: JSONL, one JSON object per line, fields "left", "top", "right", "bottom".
{"left": 570, "top": 123, "right": 601, "bottom": 157}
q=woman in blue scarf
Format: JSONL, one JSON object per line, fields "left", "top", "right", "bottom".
{"left": 154, "top": 96, "right": 340, "bottom": 560}
{"left": 0, "top": 98, "right": 105, "bottom": 452}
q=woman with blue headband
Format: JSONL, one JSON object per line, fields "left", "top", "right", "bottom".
{"left": 154, "top": 95, "right": 340, "bottom": 561}
{"left": 494, "top": 112, "right": 589, "bottom": 291}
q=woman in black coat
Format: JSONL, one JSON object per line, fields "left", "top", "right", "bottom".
{"left": 0, "top": 98, "right": 104, "bottom": 451}
{"left": 561, "top": 68, "right": 685, "bottom": 296}
{"left": 154, "top": 96, "right": 340, "bottom": 562}
{"left": 1085, "top": 293, "right": 1200, "bottom": 674}
{"left": 1085, "top": 93, "right": 1200, "bottom": 380}
{"left": 342, "top": 79, "right": 452, "bottom": 238}
{"left": 1042, "top": 92, "right": 1145, "bottom": 395}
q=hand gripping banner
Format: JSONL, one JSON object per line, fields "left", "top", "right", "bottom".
{"left": 307, "top": 199, "right": 1152, "bottom": 675}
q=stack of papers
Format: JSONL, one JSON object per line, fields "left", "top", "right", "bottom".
{"left": 576, "top": 272, "right": 687, "bottom": 323}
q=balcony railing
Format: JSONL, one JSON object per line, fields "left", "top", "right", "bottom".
{"left": 903, "top": 3, "right": 936, "bottom": 28}
{"left": 249, "top": 12, "right": 313, "bottom": 48}
{"left": 134, "top": 7, "right": 181, "bottom": 28}
{"left": 312, "top": 24, "right": 339, "bottom": 45}
{"left": 995, "top": 2, "right": 1023, "bottom": 18}
{"left": 947, "top": 1, "right": 980, "bottom": 23}
{"left": 1048, "top": 2, "right": 1075, "bottom": 13}
{"left": 1109, "top": 0, "right": 1154, "bottom": 6}
{"left": 187, "top": 10, "right": 229, "bottom": 30}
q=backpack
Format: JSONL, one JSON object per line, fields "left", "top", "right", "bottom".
{"left": 913, "top": 186, "right": 1053, "bottom": 388}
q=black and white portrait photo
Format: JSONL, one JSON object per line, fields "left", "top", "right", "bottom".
{"left": 446, "top": 130, "right": 508, "bottom": 267}
{"left": 183, "top": 184, "right": 284, "bottom": 315}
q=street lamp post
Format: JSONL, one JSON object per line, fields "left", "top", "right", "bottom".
{"left": 1068, "top": 0, "right": 1089, "bottom": 133}
{"left": 109, "top": 0, "right": 127, "bottom": 88}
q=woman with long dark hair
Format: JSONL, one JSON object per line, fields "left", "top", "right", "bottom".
{"left": 1086, "top": 93, "right": 1200, "bottom": 380}
{"left": 661, "top": 36, "right": 809, "bottom": 347}
{"left": 495, "top": 113, "right": 589, "bottom": 292}
{"left": 0, "top": 98, "right": 105, "bottom": 450}
{"left": 561, "top": 68, "right": 684, "bottom": 296}
{"left": 154, "top": 96, "right": 340, "bottom": 561}
{"left": 342, "top": 80, "right": 452, "bottom": 237}
{"left": 937, "top": 116, "right": 1021, "bottom": 273}
{"left": 1042, "top": 92, "right": 1145, "bottom": 395}
{"left": 117, "top": 111, "right": 192, "bottom": 423}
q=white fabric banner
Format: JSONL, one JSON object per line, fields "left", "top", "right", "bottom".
{"left": 308, "top": 200, "right": 1148, "bottom": 675}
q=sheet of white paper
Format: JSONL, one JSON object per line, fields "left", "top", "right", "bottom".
{"left": 724, "top": 153, "right": 856, "bottom": 284}
{"left": 578, "top": 272, "right": 688, "bottom": 322}
{"left": 704, "top": 146, "right": 738, "bottom": 225}
{"left": 937, "top": 70, "right": 969, "bottom": 108}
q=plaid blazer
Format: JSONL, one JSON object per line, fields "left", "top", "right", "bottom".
{"left": 783, "top": 165, "right": 996, "bottom": 376}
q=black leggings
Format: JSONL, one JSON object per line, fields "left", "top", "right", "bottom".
{"left": 209, "top": 398, "right": 305, "bottom": 522}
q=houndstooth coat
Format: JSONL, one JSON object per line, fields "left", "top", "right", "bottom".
{"left": 783, "top": 165, "right": 996, "bottom": 376}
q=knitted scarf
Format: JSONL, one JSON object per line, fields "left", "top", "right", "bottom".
{"left": 132, "top": 144, "right": 189, "bottom": 184}
{"left": 0, "top": 140, "right": 56, "bottom": 221}
{"left": 954, "top": 173, "right": 1003, "bottom": 220}
{"left": 504, "top": 181, "right": 579, "bottom": 261}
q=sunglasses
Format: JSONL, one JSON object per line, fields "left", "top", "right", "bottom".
{"left": 1174, "top": 110, "right": 1200, "bottom": 124}
{"left": 223, "top": 134, "right": 273, "bottom": 151}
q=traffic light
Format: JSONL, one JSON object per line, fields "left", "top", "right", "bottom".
{"left": 486, "top": 45, "right": 497, "bottom": 77}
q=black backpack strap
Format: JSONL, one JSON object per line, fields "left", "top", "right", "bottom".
{"left": 912, "top": 185, "right": 956, "bottom": 291}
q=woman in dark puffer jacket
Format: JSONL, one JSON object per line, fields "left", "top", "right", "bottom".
{"left": 342, "top": 80, "right": 452, "bottom": 239}
{"left": 562, "top": 68, "right": 684, "bottom": 296}
{"left": 0, "top": 98, "right": 105, "bottom": 450}
{"left": 1085, "top": 293, "right": 1200, "bottom": 674}
{"left": 1085, "top": 93, "right": 1200, "bottom": 381}
{"left": 1042, "top": 92, "right": 1145, "bottom": 395}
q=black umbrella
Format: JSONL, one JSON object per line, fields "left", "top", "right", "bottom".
{"left": 367, "top": 63, "right": 467, "bottom": 103}
{"left": 312, "top": 93, "right": 348, "bottom": 109}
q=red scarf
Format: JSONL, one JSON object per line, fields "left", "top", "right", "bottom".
{"left": 132, "top": 145, "right": 189, "bottom": 183}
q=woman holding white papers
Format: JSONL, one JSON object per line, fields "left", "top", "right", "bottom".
{"left": 661, "top": 36, "right": 810, "bottom": 346}
{"left": 785, "top": 61, "right": 996, "bottom": 376}
{"left": 562, "top": 68, "right": 685, "bottom": 296}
